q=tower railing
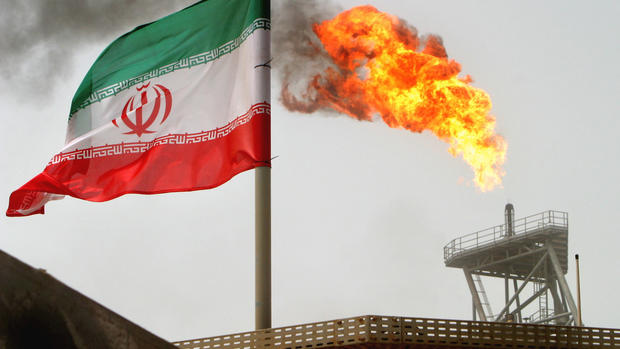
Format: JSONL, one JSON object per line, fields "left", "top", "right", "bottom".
{"left": 444, "top": 211, "right": 568, "bottom": 262}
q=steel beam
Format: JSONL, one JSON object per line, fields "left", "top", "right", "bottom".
{"left": 472, "top": 299, "right": 477, "bottom": 321}
{"left": 547, "top": 245, "right": 578, "bottom": 321}
{"left": 495, "top": 252, "right": 548, "bottom": 320}
{"left": 504, "top": 276, "right": 509, "bottom": 307}
{"left": 547, "top": 276, "right": 566, "bottom": 323}
{"left": 514, "top": 285, "right": 548, "bottom": 315}
{"left": 512, "top": 279, "right": 522, "bottom": 322}
{"left": 561, "top": 287, "right": 568, "bottom": 314}
{"left": 533, "top": 311, "right": 572, "bottom": 324}
{"left": 473, "top": 270, "right": 545, "bottom": 281}
{"left": 464, "top": 269, "right": 487, "bottom": 321}
{"left": 476, "top": 247, "right": 546, "bottom": 270}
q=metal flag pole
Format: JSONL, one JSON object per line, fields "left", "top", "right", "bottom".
{"left": 255, "top": 0, "right": 272, "bottom": 331}
{"left": 255, "top": 167, "right": 271, "bottom": 330}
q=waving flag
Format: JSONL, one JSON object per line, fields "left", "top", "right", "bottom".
{"left": 7, "top": 0, "right": 271, "bottom": 217}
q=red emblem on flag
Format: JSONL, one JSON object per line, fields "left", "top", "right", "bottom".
{"left": 113, "top": 83, "right": 173, "bottom": 137}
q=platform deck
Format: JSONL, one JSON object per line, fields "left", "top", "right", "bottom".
{"left": 173, "top": 315, "right": 619, "bottom": 349}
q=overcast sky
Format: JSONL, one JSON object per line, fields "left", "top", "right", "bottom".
{"left": 1, "top": 0, "right": 619, "bottom": 342}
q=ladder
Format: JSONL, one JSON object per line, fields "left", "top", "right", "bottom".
{"left": 533, "top": 281, "right": 549, "bottom": 322}
{"left": 473, "top": 274, "right": 494, "bottom": 320}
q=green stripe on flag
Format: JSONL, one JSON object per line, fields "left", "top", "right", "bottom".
{"left": 70, "top": 0, "right": 270, "bottom": 118}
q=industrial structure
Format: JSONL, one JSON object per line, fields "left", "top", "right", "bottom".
{"left": 169, "top": 205, "right": 620, "bottom": 349}
{"left": 3, "top": 205, "right": 620, "bottom": 348}
{"left": 444, "top": 204, "right": 578, "bottom": 326}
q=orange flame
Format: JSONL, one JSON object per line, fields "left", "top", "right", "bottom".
{"left": 282, "top": 6, "right": 507, "bottom": 191}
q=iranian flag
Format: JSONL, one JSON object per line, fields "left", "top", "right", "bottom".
{"left": 7, "top": 0, "right": 271, "bottom": 217}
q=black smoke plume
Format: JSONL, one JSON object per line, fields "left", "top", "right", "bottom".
{"left": 0, "top": 0, "right": 194, "bottom": 98}
{"left": 271, "top": 0, "right": 342, "bottom": 114}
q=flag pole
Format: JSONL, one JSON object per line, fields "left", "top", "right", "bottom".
{"left": 255, "top": 0, "right": 271, "bottom": 330}
{"left": 255, "top": 166, "right": 271, "bottom": 330}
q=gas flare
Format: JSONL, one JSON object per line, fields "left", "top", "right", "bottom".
{"left": 281, "top": 5, "right": 507, "bottom": 191}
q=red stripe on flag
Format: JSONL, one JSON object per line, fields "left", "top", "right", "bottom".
{"left": 7, "top": 105, "right": 270, "bottom": 217}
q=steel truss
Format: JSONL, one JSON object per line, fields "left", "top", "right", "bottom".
{"left": 444, "top": 209, "right": 575, "bottom": 325}
{"left": 465, "top": 245, "right": 577, "bottom": 325}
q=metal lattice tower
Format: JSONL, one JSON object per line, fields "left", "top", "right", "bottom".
{"left": 444, "top": 204, "right": 579, "bottom": 325}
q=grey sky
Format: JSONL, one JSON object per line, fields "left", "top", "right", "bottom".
{"left": 1, "top": 0, "right": 619, "bottom": 342}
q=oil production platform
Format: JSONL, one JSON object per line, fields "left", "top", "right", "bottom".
{"left": 1, "top": 205, "right": 619, "bottom": 348}
{"left": 444, "top": 204, "right": 577, "bottom": 326}
{"left": 173, "top": 205, "right": 619, "bottom": 348}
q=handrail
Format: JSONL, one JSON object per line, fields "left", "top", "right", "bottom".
{"left": 443, "top": 210, "right": 568, "bottom": 262}
{"left": 527, "top": 308, "right": 556, "bottom": 323}
{"left": 173, "top": 315, "right": 619, "bottom": 349}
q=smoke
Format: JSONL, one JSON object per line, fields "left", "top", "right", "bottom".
{"left": 271, "top": 0, "right": 342, "bottom": 115}
{"left": 0, "top": 0, "right": 194, "bottom": 98}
